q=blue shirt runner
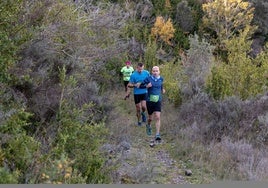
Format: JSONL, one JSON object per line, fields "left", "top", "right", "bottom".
{"left": 129, "top": 70, "right": 150, "bottom": 95}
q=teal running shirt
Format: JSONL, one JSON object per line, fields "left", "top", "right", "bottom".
{"left": 129, "top": 70, "right": 150, "bottom": 94}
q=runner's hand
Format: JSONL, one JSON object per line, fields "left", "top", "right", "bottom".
{"left": 136, "top": 83, "right": 141, "bottom": 88}
{"left": 147, "top": 82, "right": 152, "bottom": 88}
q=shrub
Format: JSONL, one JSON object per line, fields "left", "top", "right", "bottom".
{"left": 0, "top": 167, "right": 19, "bottom": 184}
{"left": 160, "top": 62, "right": 182, "bottom": 106}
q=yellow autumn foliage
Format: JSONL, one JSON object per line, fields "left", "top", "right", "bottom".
{"left": 202, "top": 0, "right": 255, "bottom": 42}
{"left": 151, "top": 16, "right": 165, "bottom": 37}
{"left": 151, "top": 16, "right": 175, "bottom": 45}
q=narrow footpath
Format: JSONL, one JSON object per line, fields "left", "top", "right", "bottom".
{"left": 104, "top": 89, "right": 189, "bottom": 184}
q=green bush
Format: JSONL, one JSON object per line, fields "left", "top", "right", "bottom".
{"left": 173, "top": 24, "right": 190, "bottom": 50}
{"left": 36, "top": 153, "right": 87, "bottom": 184}
{"left": 144, "top": 38, "right": 158, "bottom": 71}
{"left": 161, "top": 62, "right": 182, "bottom": 106}
{"left": 206, "top": 30, "right": 268, "bottom": 100}
{"left": 0, "top": 167, "right": 19, "bottom": 184}
{"left": 53, "top": 109, "right": 110, "bottom": 183}
{"left": 3, "top": 134, "right": 39, "bottom": 174}
{"left": 53, "top": 75, "right": 110, "bottom": 183}
{"left": 0, "top": 108, "right": 40, "bottom": 183}
{"left": 206, "top": 66, "right": 231, "bottom": 100}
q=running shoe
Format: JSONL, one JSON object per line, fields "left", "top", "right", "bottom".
{"left": 137, "top": 122, "right": 142, "bottom": 126}
{"left": 141, "top": 112, "right": 146, "bottom": 122}
{"left": 146, "top": 124, "right": 152, "bottom": 136}
{"left": 155, "top": 134, "right": 161, "bottom": 141}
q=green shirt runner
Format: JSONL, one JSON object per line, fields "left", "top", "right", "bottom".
{"left": 121, "top": 66, "right": 134, "bottom": 81}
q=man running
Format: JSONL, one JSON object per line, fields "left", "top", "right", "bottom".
{"left": 138, "top": 66, "right": 165, "bottom": 141}
{"left": 120, "top": 61, "right": 134, "bottom": 100}
{"left": 128, "top": 63, "right": 149, "bottom": 126}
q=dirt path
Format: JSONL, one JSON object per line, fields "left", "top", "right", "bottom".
{"left": 104, "top": 90, "right": 189, "bottom": 184}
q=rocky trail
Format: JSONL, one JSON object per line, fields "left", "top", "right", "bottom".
{"left": 103, "top": 90, "right": 190, "bottom": 184}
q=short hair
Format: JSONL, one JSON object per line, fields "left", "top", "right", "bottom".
{"left": 137, "top": 62, "right": 143, "bottom": 67}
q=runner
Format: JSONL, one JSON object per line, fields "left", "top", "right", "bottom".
{"left": 128, "top": 63, "right": 149, "bottom": 126}
{"left": 138, "top": 66, "right": 165, "bottom": 141}
{"left": 120, "top": 61, "right": 134, "bottom": 100}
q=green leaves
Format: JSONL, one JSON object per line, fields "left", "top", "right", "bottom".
{"left": 0, "top": 0, "right": 31, "bottom": 83}
{"left": 202, "top": 0, "right": 257, "bottom": 59}
{"left": 206, "top": 32, "right": 268, "bottom": 100}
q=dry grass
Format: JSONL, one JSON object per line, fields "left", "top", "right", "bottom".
{"left": 104, "top": 89, "right": 191, "bottom": 184}
{"left": 104, "top": 86, "right": 268, "bottom": 183}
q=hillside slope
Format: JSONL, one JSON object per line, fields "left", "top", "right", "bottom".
{"left": 103, "top": 89, "right": 190, "bottom": 184}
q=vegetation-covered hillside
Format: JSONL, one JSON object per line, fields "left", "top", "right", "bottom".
{"left": 1, "top": 0, "right": 268, "bottom": 184}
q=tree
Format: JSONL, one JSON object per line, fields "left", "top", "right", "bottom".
{"left": 0, "top": 0, "right": 26, "bottom": 83}
{"left": 175, "top": 0, "right": 195, "bottom": 33}
{"left": 144, "top": 38, "right": 158, "bottom": 70}
{"left": 206, "top": 26, "right": 268, "bottom": 100}
{"left": 202, "top": 0, "right": 256, "bottom": 52}
{"left": 151, "top": 16, "right": 175, "bottom": 45}
{"left": 250, "top": 0, "right": 268, "bottom": 35}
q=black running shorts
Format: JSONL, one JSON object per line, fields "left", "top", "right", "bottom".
{"left": 146, "top": 101, "right": 161, "bottom": 115}
{"left": 134, "top": 93, "right": 147, "bottom": 104}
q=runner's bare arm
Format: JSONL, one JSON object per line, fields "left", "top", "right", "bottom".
{"left": 128, "top": 83, "right": 139, "bottom": 88}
